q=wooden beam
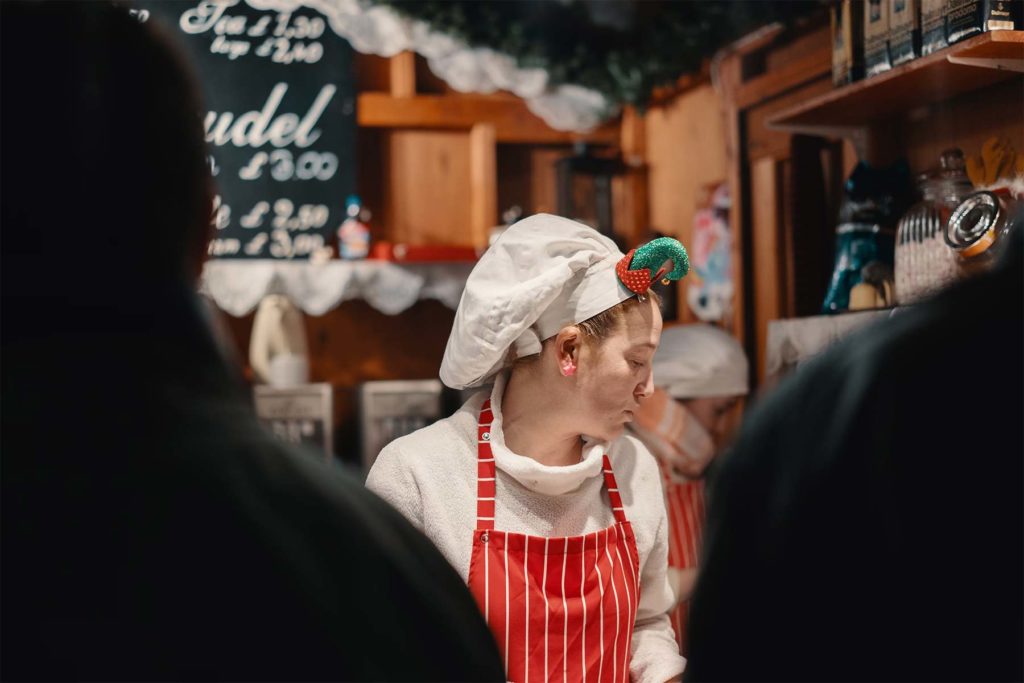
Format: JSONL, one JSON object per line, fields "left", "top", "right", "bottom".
{"left": 620, "top": 105, "right": 646, "bottom": 164}
{"left": 746, "top": 76, "right": 833, "bottom": 162}
{"left": 613, "top": 168, "right": 650, "bottom": 249}
{"left": 719, "top": 53, "right": 748, "bottom": 352}
{"left": 388, "top": 51, "right": 416, "bottom": 98}
{"left": 358, "top": 92, "right": 620, "bottom": 145}
{"left": 649, "top": 63, "right": 712, "bottom": 106}
{"left": 735, "top": 48, "right": 831, "bottom": 110}
{"left": 750, "top": 157, "right": 784, "bottom": 384}
{"left": 729, "top": 22, "right": 787, "bottom": 57}
{"left": 614, "top": 104, "right": 647, "bottom": 248}
{"left": 617, "top": 106, "right": 649, "bottom": 247}
{"left": 469, "top": 123, "right": 497, "bottom": 250}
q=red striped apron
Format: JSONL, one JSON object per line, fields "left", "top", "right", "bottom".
{"left": 467, "top": 400, "right": 641, "bottom": 683}
{"left": 657, "top": 458, "right": 705, "bottom": 653}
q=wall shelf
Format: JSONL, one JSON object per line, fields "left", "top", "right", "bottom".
{"left": 357, "top": 92, "right": 620, "bottom": 145}
{"left": 767, "top": 31, "right": 1023, "bottom": 138}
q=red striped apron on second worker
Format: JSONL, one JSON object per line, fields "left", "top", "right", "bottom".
{"left": 467, "top": 400, "right": 641, "bottom": 683}
{"left": 657, "top": 459, "right": 705, "bottom": 653}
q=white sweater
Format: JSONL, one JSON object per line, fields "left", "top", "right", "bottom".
{"left": 366, "top": 374, "right": 686, "bottom": 683}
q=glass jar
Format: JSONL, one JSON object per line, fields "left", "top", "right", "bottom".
{"left": 894, "top": 149, "right": 973, "bottom": 304}
{"left": 935, "top": 148, "right": 974, "bottom": 210}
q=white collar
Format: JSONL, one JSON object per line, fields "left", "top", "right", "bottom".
{"left": 485, "top": 373, "right": 607, "bottom": 496}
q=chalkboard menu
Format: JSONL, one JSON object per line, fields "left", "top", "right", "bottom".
{"left": 136, "top": 0, "right": 356, "bottom": 260}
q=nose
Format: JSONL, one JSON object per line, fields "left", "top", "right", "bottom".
{"left": 636, "top": 367, "right": 655, "bottom": 400}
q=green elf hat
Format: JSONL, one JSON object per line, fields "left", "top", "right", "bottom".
{"left": 615, "top": 237, "right": 690, "bottom": 295}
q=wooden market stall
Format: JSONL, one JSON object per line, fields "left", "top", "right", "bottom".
{"left": 212, "top": 6, "right": 1022, "bottom": 460}
{"left": 221, "top": 49, "right": 643, "bottom": 462}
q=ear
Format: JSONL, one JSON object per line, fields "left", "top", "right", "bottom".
{"left": 554, "top": 326, "right": 581, "bottom": 377}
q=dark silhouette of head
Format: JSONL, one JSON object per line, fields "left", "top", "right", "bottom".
{"left": 1, "top": 1, "right": 213, "bottom": 308}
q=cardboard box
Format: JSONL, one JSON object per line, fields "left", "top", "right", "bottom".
{"left": 948, "top": 0, "right": 1022, "bottom": 44}
{"left": 921, "top": 0, "right": 949, "bottom": 54}
{"left": 985, "top": 0, "right": 1023, "bottom": 29}
{"left": 865, "top": 0, "right": 893, "bottom": 76}
{"left": 889, "top": 0, "right": 921, "bottom": 65}
{"left": 832, "top": 0, "right": 866, "bottom": 84}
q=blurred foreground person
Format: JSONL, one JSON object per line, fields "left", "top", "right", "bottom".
{"left": 625, "top": 324, "right": 747, "bottom": 653}
{"left": 0, "top": 3, "right": 503, "bottom": 680}
{"left": 686, "top": 225, "right": 1023, "bottom": 681}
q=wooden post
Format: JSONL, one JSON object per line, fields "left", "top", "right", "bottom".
{"left": 617, "top": 105, "right": 649, "bottom": 248}
{"left": 389, "top": 51, "right": 416, "bottom": 98}
{"left": 469, "top": 123, "right": 497, "bottom": 250}
{"left": 750, "top": 157, "right": 784, "bottom": 384}
{"left": 620, "top": 105, "right": 646, "bottom": 165}
{"left": 719, "top": 53, "right": 748, "bottom": 351}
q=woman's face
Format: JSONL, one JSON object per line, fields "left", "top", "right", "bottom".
{"left": 574, "top": 298, "right": 663, "bottom": 441}
{"left": 682, "top": 395, "right": 742, "bottom": 449}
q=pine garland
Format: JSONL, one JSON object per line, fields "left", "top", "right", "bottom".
{"left": 373, "top": 0, "right": 822, "bottom": 109}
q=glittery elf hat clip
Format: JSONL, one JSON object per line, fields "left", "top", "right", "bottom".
{"left": 615, "top": 237, "right": 690, "bottom": 296}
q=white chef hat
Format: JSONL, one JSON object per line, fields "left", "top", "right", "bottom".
{"left": 652, "top": 324, "right": 748, "bottom": 399}
{"left": 440, "top": 213, "right": 688, "bottom": 390}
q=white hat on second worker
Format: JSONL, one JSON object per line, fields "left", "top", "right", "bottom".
{"left": 439, "top": 213, "right": 689, "bottom": 390}
{"left": 652, "top": 324, "right": 748, "bottom": 399}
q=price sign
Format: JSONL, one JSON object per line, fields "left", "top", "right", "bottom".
{"left": 136, "top": 0, "right": 356, "bottom": 260}
{"left": 254, "top": 383, "right": 334, "bottom": 461}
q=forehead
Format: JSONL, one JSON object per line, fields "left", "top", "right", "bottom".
{"left": 612, "top": 297, "right": 663, "bottom": 348}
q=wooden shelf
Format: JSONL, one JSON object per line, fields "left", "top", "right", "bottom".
{"left": 768, "top": 31, "right": 1023, "bottom": 137}
{"left": 357, "top": 92, "right": 620, "bottom": 145}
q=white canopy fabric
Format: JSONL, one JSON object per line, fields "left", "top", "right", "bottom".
{"left": 248, "top": 0, "right": 616, "bottom": 132}
{"left": 201, "top": 259, "right": 473, "bottom": 316}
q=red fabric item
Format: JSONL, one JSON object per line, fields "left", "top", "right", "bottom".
{"left": 468, "top": 400, "right": 641, "bottom": 682}
{"left": 615, "top": 249, "right": 654, "bottom": 295}
{"left": 632, "top": 390, "right": 708, "bottom": 652}
{"left": 368, "top": 242, "right": 479, "bottom": 262}
{"left": 658, "top": 459, "right": 705, "bottom": 652}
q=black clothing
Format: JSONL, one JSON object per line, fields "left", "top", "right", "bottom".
{"left": 686, "top": 233, "right": 1023, "bottom": 682}
{"left": 2, "top": 289, "right": 505, "bottom": 682}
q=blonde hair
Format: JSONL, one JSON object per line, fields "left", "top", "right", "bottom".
{"left": 510, "top": 291, "right": 661, "bottom": 368}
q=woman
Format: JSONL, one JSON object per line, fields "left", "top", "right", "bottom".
{"left": 625, "top": 324, "right": 748, "bottom": 654}
{"left": 367, "top": 214, "right": 689, "bottom": 682}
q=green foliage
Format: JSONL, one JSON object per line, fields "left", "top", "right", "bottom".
{"left": 374, "top": 0, "right": 822, "bottom": 109}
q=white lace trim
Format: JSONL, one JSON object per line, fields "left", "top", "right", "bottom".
{"left": 246, "top": 0, "right": 617, "bottom": 132}
{"left": 200, "top": 259, "right": 473, "bottom": 316}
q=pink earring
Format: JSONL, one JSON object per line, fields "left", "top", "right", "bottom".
{"left": 561, "top": 359, "right": 576, "bottom": 377}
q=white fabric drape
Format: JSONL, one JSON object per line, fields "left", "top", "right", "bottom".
{"left": 201, "top": 259, "right": 473, "bottom": 316}
{"left": 247, "top": 0, "right": 617, "bottom": 132}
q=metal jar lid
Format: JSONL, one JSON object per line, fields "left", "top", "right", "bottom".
{"left": 945, "top": 191, "right": 1003, "bottom": 258}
